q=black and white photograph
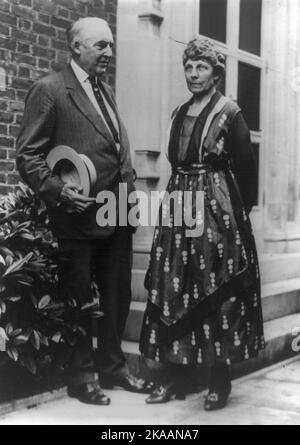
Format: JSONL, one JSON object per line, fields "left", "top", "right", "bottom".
{"left": 0, "top": 0, "right": 299, "bottom": 426}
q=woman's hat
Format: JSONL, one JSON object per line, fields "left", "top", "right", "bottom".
{"left": 46, "top": 145, "right": 97, "bottom": 196}
{"left": 183, "top": 38, "right": 226, "bottom": 74}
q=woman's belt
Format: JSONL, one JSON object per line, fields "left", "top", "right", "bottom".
{"left": 173, "top": 160, "right": 230, "bottom": 175}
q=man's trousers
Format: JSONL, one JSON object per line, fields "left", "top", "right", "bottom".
{"left": 57, "top": 227, "right": 132, "bottom": 385}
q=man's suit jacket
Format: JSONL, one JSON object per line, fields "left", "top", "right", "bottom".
{"left": 16, "top": 64, "right": 136, "bottom": 239}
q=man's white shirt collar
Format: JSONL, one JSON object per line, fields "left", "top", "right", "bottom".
{"left": 70, "top": 59, "right": 90, "bottom": 84}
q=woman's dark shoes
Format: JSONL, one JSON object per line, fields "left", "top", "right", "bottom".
{"left": 102, "top": 373, "right": 155, "bottom": 394}
{"left": 204, "top": 387, "right": 230, "bottom": 411}
{"left": 204, "top": 364, "right": 232, "bottom": 411}
{"left": 67, "top": 381, "right": 111, "bottom": 405}
{"left": 145, "top": 383, "right": 186, "bottom": 404}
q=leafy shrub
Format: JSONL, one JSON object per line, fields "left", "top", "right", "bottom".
{"left": 0, "top": 184, "right": 101, "bottom": 377}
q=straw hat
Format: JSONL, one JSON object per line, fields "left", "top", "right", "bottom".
{"left": 46, "top": 145, "right": 97, "bottom": 196}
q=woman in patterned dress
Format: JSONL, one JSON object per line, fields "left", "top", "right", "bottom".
{"left": 139, "top": 38, "right": 265, "bottom": 411}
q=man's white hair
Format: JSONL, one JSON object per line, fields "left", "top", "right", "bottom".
{"left": 66, "top": 17, "right": 110, "bottom": 50}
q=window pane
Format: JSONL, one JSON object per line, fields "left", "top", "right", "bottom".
{"left": 238, "top": 62, "right": 260, "bottom": 131}
{"left": 252, "top": 143, "right": 259, "bottom": 206}
{"left": 239, "top": 0, "right": 262, "bottom": 55}
{"left": 199, "top": 0, "right": 227, "bottom": 43}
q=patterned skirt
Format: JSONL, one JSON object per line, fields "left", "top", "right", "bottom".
{"left": 139, "top": 166, "right": 265, "bottom": 367}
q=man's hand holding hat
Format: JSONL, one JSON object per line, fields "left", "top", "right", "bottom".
{"left": 59, "top": 182, "right": 96, "bottom": 214}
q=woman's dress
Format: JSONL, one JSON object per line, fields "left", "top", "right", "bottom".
{"left": 139, "top": 92, "right": 265, "bottom": 367}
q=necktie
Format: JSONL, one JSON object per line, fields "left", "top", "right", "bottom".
{"left": 89, "top": 76, "right": 120, "bottom": 144}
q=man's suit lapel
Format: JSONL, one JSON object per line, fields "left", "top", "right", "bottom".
{"left": 61, "top": 65, "right": 118, "bottom": 151}
{"left": 100, "top": 81, "right": 126, "bottom": 154}
{"left": 100, "top": 80, "right": 130, "bottom": 162}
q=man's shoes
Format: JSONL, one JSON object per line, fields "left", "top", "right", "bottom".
{"left": 101, "top": 373, "right": 155, "bottom": 394}
{"left": 67, "top": 381, "right": 111, "bottom": 405}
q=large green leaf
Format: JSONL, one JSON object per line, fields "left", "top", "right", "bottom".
{"left": 17, "top": 181, "right": 28, "bottom": 195}
{"left": 90, "top": 311, "right": 104, "bottom": 319}
{"left": 51, "top": 332, "right": 62, "bottom": 343}
{"left": 30, "top": 330, "right": 41, "bottom": 350}
{"left": 38, "top": 294, "right": 51, "bottom": 310}
{"left": 76, "top": 326, "right": 87, "bottom": 336}
{"left": 30, "top": 292, "right": 38, "bottom": 309}
{"left": 5, "top": 255, "right": 13, "bottom": 267}
{"left": 7, "top": 345, "right": 18, "bottom": 362}
{"left": 17, "top": 277, "right": 34, "bottom": 286}
{"left": 6, "top": 272, "right": 33, "bottom": 286}
{"left": 80, "top": 301, "right": 98, "bottom": 311}
{"left": 22, "top": 355, "right": 37, "bottom": 375}
{"left": 0, "top": 298, "right": 6, "bottom": 315}
{"left": 5, "top": 323, "right": 13, "bottom": 336}
{"left": 10, "top": 328, "right": 22, "bottom": 338}
{"left": 15, "top": 221, "right": 31, "bottom": 230}
{"left": 19, "top": 233, "right": 36, "bottom": 241}
{"left": 39, "top": 335, "right": 49, "bottom": 347}
{"left": 0, "top": 247, "right": 13, "bottom": 258}
{"left": 8, "top": 295, "right": 22, "bottom": 302}
{"left": 3, "top": 253, "right": 33, "bottom": 276}
{"left": 13, "top": 334, "right": 30, "bottom": 345}
{"left": 0, "top": 327, "right": 8, "bottom": 342}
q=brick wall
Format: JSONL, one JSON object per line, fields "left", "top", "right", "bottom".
{"left": 0, "top": 0, "right": 117, "bottom": 194}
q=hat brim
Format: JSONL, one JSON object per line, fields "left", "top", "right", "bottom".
{"left": 46, "top": 145, "right": 97, "bottom": 196}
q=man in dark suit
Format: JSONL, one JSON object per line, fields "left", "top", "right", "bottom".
{"left": 16, "top": 17, "right": 151, "bottom": 405}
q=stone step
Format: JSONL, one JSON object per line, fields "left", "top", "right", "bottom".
{"left": 122, "top": 312, "right": 300, "bottom": 379}
{"left": 124, "top": 301, "right": 145, "bottom": 342}
{"left": 131, "top": 253, "right": 300, "bottom": 302}
{"left": 126, "top": 278, "right": 300, "bottom": 341}
{"left": 132, "top": 269, "right": 148, "bottom": 302}
{"left": 132, "top": 250, "right": 150, "bottom": 271}
{"left": 233, "top": 312, "right": 300, "bottom": 378}
{"left": 262, "top": 278, "right": 300, "bottom": 322}
{"left": 257, "top": 253, "right": 300, "bottom": 284}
